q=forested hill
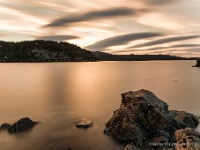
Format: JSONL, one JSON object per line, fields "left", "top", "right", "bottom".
{"left": 0, "top": 40, "right": 96, "bottom": 62}
{"left": 0, "top": 40, "right": 197, "bottom": 62}
{"left": 92, "top": 51, "right": 196, "bottom": 61}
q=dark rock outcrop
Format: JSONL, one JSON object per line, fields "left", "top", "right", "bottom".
{"left": 192, "top": 59, "right": 200, "bottom": 67}
{"left": 7, "top": 117, "right": 37, "bottom": 134}
{"left": 76, "top": 118, "right": 93, "bottom": 128}
{"left": 104, "top": 89, "right": 199, "bottom": 149}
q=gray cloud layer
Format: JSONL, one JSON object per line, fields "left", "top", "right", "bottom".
{"left": 45, "top": 7, "right": 148, "bottom": 27}
{"left": 86, "top": 32, "right": 163, "bottom": 51}
{"left": 0, "top": 1, "right": 63, "bottom": 17}
{"left": 148, "top": 44, "right": 200, "bottom": 50}
{"left": 144, "top": 0, "right": 177, "bottom": 5}
{"left": 132, "top": 35, "right": 200, "bottom": 48}
{"left": 187, "top": 48, "right": 200, "bottom": 53}
{"left": 36, "top": 35, "right": 79, "bottom": 41}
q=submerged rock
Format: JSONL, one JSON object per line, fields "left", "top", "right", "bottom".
{"left": 8, "top": 117, "right": 37, "bottom": 134}
{"left": 76, "top": 118, "right": 93, "bottom": 128}
{"left": 192, "top": 59, "right": 200, "bottom": 67}
{"left": 104, "top": 89, "right": 199, "bottom": 149}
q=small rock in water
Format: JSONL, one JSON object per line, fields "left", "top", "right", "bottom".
{"left": 0, "top": 123, "right": 11, "bottom": 130}
{"left": 8, "top": 117, "right": 37, "bottom": 134}
{"left": 76, "top": 118, "right": 93, "bottom": 128}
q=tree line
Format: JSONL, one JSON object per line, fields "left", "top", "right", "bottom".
{"left": 0, "top": 40, "right": 96, "bottom": 62}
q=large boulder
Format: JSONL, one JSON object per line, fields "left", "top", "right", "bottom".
{"left": 7, "top": 117, "right": 37, "bottom": 134}
{"left": 104, "top": 89, "right": 199, "bottom": 149}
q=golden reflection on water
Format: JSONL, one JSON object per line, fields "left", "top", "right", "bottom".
{"left": 0, "top": 61, "right": 200, "bottom": 150}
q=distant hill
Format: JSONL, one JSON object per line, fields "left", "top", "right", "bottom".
{"left": 92, "top": 51, "right": 196, "bottom": 61}
{"left": 0, "top": 40, "right": 198, "bottom": 62}
{"left": 0, "top": 40, "right": 96, "bottom": 62}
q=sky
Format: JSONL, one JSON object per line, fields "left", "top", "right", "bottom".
{"left": 0, "top": 0, "right": 200, "bottom": 57}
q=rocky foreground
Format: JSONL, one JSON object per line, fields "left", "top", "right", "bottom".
{"left": 104, "top": 89, "right": 200, "bottom": 150}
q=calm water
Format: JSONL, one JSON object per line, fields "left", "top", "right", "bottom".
{"left": 0, "top": 61, "right": 200, "bottom": 150}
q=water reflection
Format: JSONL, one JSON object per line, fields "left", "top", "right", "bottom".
{"left": 0, "top": 61, "right": 200, "bottom": 150}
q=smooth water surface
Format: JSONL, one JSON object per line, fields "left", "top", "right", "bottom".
{"left": 0, "top": 61, "right": 200, "bottom": 150}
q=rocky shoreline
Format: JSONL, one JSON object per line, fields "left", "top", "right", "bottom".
{"left": 104, "top": 89, "right": 200, "bottom": 150}
{"left": 193, "top": 59, "right": 200, "bottom": 67}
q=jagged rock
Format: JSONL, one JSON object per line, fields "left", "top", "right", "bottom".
{"left": 76, "top": 118, "right": 93, "bottom": 128}
{"left": 8, "top": 117, "right": 37, "bottom": 134}
{"left": 0, "top": 123, "right": 11, "bottom": 130}
{"left": 175, "top": 128, "right": 200, "bottom": 150}
{"left": 104, "top": 89, "right": 199, "bottom": 149}
{"left": 192, "top": 59, "right": 200, "bottom": 67}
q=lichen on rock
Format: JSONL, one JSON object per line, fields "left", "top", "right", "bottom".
{"left": 175, "top": 128, "right": 200, "bottom": 150}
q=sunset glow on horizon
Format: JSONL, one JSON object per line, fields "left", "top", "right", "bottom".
{"left": 0, "top": 0, "right": 200, "bottom": 57}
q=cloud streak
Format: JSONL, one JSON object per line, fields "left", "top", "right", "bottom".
{"left": 0, "top": 33, "right": 5, "bottom": 37}
{"left": 148, "top": 44, "right": 200, "bottom": 50}
{"left": 86, "top": 32, "right": 163, "bottom": 51}
{"left": 45, "top": 7, "right": 149, "bottom": 27}
{"left": 0, "top": 1, "right": 63, "bottom": 18}
{"left": 143, "top": 0, "right": 178, "bottom": 6}
{"left": 132, "top": 35, "right": 200, "bottom": 48}
{"left": 35, "top": 35, "right": 79, "bottom": 41}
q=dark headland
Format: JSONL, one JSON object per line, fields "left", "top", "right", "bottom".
{"left": 0, "top": 40, "right": 198, "bottom": 62}
{"left": 192, "top": 59, "right": 200, "bottom": 67}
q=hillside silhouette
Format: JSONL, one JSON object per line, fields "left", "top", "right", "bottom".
{"left": 0, "top": 40, "right": 96, "bottom": 62}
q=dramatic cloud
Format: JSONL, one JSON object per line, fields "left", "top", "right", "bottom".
{"left": 35, "top": 35, "right": 79, "bottom": 41}
{"left": 86, "top": 32, "right": 163, "bottom": 51}
{"left": 0, "top": 0, "right": 200, "bottom": 56}
{"left": 132, "top": 35, "right": 200, "bottom": 48}
{"left": 45, "top": 7, "right": 148, "bottom": 27}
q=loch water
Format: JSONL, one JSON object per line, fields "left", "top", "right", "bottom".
{"left": 0, "top": 60, "right": 200, "bottom": 150}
